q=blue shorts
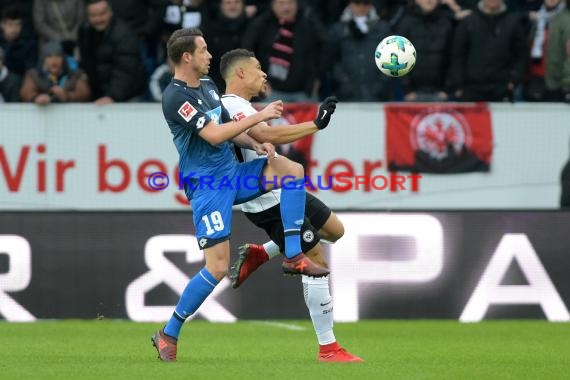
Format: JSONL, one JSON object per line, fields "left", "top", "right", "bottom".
{"left": 191, "top": 158, "right": 267, "bottom": 249}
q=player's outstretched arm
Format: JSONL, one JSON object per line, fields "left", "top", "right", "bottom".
{"left": 199, "top": 100, "right": 283, "bottom": 145}
{"left": 247, "top": 97, "right": 339, "bottom": 145}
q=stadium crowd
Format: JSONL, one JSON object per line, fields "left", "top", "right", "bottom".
{"left": 0, "top": 0, "right": 569, "bottom": 104}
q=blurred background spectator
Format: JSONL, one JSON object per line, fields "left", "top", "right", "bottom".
{"left": 20, "top": 41, "right": 90, "bottom": 104}
{"left": 202, "top": 0, "right": 248, "bottom": 92}
{"left": 0, "top": 0, "right": 35, "bottom": 35}
{"left": 242, "top": 0, "right": 327, "bottom": 102}
{"left": 0, "top": 6, "right": 37, "bottom": 76}
{"left": 448, "top": 0, "right": 527, "bottom": 101}
{"left": 0, "top": 45, "right": 20, "bottom": 101}
{"left": 327, "top": 0, "right": 392, "bottom": 101}
{"left": 396, "top": 0, "right": 453, "bottom": 101}
{"left": 545, "top": 0, "right": 570, "bottom": 102}
{"left": 33, "top": 0, "right": 85, "bottom": 58}
{"left": 525, "top": 0, "right": 566, "bottom": 101}
{"left": 78, "top": 0, "right": 146, "bottom": 104}
{"left": 108, "top": 0, "right": 167, "bottom": 75}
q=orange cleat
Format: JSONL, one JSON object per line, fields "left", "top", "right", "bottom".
{"left": 151, "top": 328, "right": 177, "bottom": 362}
{"left": 229, "top": 243, "right": 270, "bottom": 288}
{"left": 282, "top": 253, "right": 330, "bottom": 277}
{"left": 318, "top": 342, "right": 364, "bottom": 363}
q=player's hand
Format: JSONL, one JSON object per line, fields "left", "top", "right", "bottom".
{"left": 314, "top": 96, "right": 338, "bottom": 130}
{"left": 254, "top": 142, "right": 276, "bottom": 158}
{"left": 259, "top": 100, "right": 283, "bottom": 121}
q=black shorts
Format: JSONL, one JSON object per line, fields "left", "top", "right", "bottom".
{"left": 244, "top": 192, "right": 332, "bottom": 254}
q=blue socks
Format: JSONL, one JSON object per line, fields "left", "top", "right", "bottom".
{"left": 280, "top": 178, "right": 306, "bottom": 259}
{"left": 163, "top": 267, "right": 218, "bottom": 339}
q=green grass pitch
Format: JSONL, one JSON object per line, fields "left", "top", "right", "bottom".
{"left": 1, "top": 320, "right": 569, "bottom": 380}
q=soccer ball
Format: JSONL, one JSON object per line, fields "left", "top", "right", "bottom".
{"left": 374, "top": 35, "right": 416, "bottom": 77}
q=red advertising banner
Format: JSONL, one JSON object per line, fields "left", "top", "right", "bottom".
{"left": 386, "top": 103, "right": 493, "bottom": 173}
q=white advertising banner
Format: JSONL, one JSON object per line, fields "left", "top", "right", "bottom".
{"left": 0, "top": 103, "right": 568, "bottom": 210}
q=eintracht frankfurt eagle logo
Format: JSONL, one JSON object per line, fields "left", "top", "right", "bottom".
{"left": 410, "top": 110, "right": 472, "bottom": 160}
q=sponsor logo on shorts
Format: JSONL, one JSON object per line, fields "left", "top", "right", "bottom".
{"left": 199, "top": 238, "right": 208, "bottom": 248}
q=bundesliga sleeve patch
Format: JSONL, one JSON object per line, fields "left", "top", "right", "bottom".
{"left": 233, "top": 112, "right": 246, "bottom": 122}
{"left": 178, "top": 101, "right": 198, "bottom": 122}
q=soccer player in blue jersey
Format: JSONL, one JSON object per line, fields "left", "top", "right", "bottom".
{"left": 151, "top": 28, "right": 332, "bottom": 362}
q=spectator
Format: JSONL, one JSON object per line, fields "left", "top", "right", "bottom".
{"left": 448, "top": 0, "right": 528, "bottom": 102}
{"left": 0, "top": 0, "right": 34, "bottom": 35}
{"left": 525, "top": 0, "right": 566, "bottom": 101}
{"left": 396, "top": 0, "right": 454, "bottom": 101}
{"left": 202, "top": 0, "right": 248, "bottom": 92}
{"left": 0, "top": 45, "right": 20, "bottom": 101}
{"left": 20, "top": 41, "right": 90, "bottom": 104}
{"left": 327, "top": 0, "right": 392, "bottom": 101}
{"left": 78, "top": 0, "right": 147, "bottom": 104}
{"left": 545, "top": 0, "right": 570, "bottom": 102}
{"left": 108, "top": 0, "right": 167, "bottom": 74}
{"left": 162, "top": 0, "right": 204, "bottom": 35}
{"left": 242, "top": 0, "right": 328, "bottom": 102}
{"left": 33, "top": 0, "right": 85, "bottom": 57}
{"left": 0, "top": 6, "right": 37, "bottom": 76}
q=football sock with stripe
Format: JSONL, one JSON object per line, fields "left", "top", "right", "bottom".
{"left": 280, "top": 178, "right": 306, "bottom": 259}
{"left": 164, "top": 267, "right": 218, "bottom": 339}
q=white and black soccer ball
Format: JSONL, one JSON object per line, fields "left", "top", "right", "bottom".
{"left": 374, "top": 35, "right": 416, "bottom": 78}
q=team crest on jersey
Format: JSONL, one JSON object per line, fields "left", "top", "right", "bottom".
{"left": 233, "top": 112, "right": 246, "bottom": 122}
{"left": 302, "top": 231, "right": 314, "bottom": 243}
{"left": 205, "top": 106, "right": 222, "bottom": 124}
{"left": 209, "top": 90, "right": 220, "bottom": 101}
{"left": 178, "top": 101, "right": 197, "bottom": 122}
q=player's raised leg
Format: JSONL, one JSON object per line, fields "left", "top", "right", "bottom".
{"left": 262, "top": 156, "right": 329, "bottom": 277}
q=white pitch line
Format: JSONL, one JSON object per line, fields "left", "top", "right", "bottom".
{"left": 249, "top": 321, "right": 307, "bottom": 331}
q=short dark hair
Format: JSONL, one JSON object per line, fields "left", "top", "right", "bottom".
{"left": 167, "top": 28, "right": 204, "bottom": 65}
{"left": 86, "top": 0, "right": 109, "bottom": 6}
{"left": 219, "top": 49, "right": 255, "bottom": 80}
{"left": 1, "top": 5, "right": 22, "bottom": 21}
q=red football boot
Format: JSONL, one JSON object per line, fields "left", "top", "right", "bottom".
{"left": 229, "top": 243, "right": 270, "bottom": 288}
{"left": 151, "top": 328, "right": 177, "bottom": 362}
{"left": 282, "top": 253, "right": 330, "bottom": 277}
{"left": 318, "top": 342, "right": 364, "bottom": 363}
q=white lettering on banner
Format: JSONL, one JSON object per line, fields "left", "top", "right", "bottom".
{"left": 125, "top": 235, "right": 235, "bottom": 322}
{"left": 330, "top": 214, "right": 443, "bottom": 322}
{"left": 0, "top": 235, "right": 35, "bottom": 321}
{"left": 460, "top": 234, "right": 570, "bottom": 322}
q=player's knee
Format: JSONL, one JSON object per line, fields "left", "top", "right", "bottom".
{"left": 288, "top": 160, "right": 303, "bottom": 179}
{"left": 208, "top": 266, "right": 228, "bottom": 281}
{"left": 331, "top": 223, "right": 345, "bottom": 242}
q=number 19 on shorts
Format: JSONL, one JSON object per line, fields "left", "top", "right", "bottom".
{"left": 202, "top": 211, "right": 225, "bottom": 235}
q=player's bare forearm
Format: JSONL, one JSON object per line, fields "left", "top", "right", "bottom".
{"left": 199, "top": 113, "right": 265, "bottom": 145}
{"left": 232, "top": 132, "right": 262, "bottom": 150}
{"left": 249, "top": 121, "right": 318, "bottom": 145}
{"left": 200, "top": 101, "right": 282, "bottom": 145}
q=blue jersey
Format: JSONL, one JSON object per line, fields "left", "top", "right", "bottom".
{"left": 162, "top": 77, "right": 236, "bottom": 188}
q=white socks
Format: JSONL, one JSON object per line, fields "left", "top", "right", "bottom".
{"left": 302, "top": 275, "right": 336, "bottom": 345}
{"left": 262, "top": 240, "right": 281, "bottom": 259}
